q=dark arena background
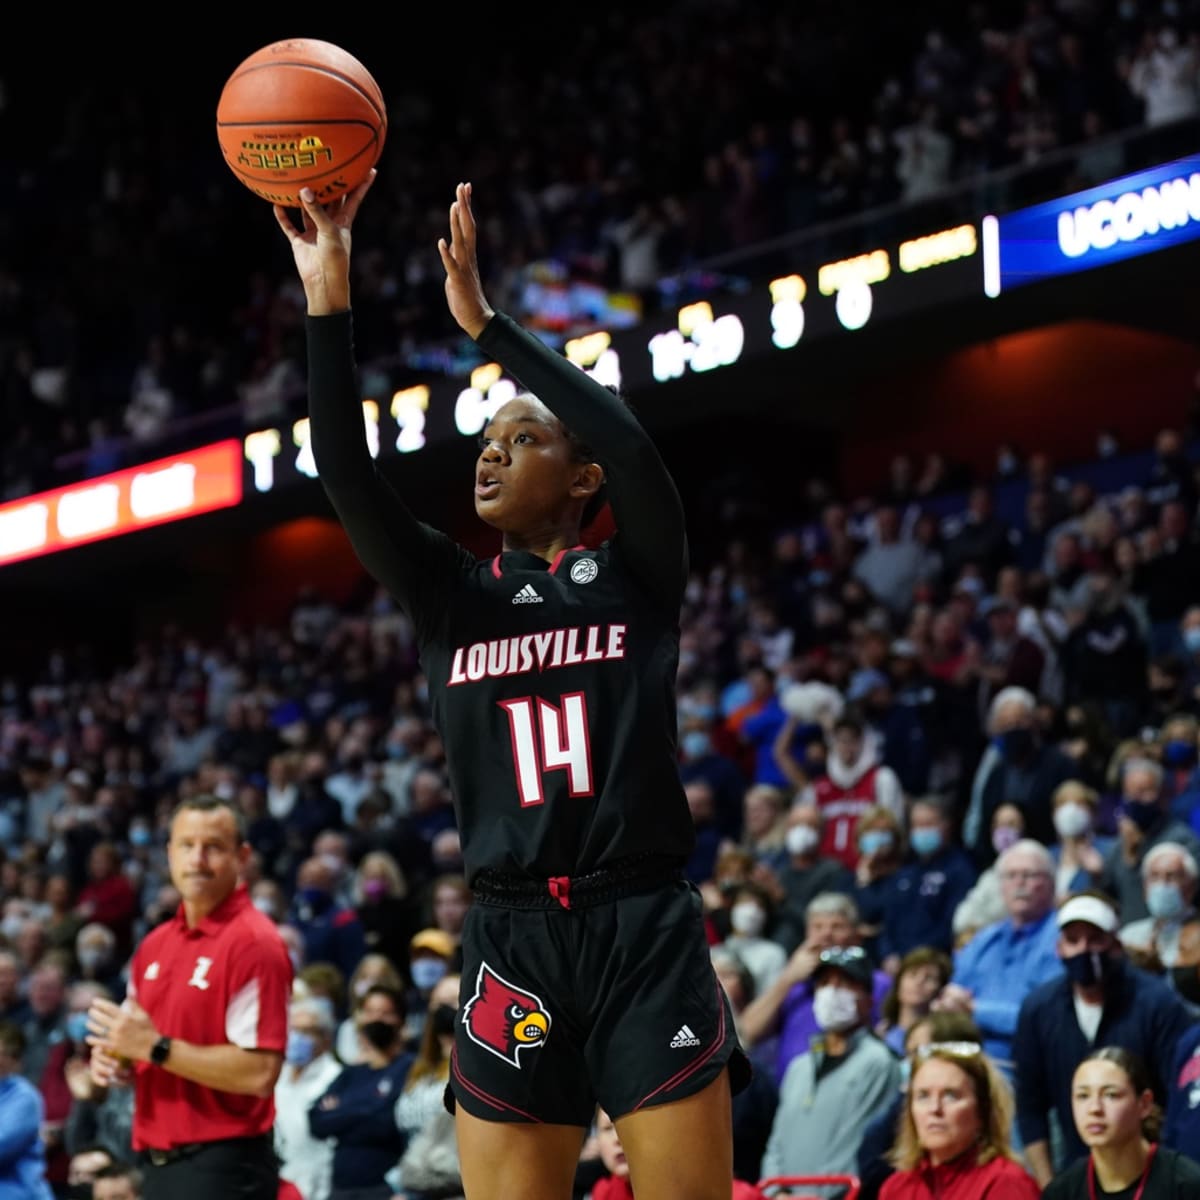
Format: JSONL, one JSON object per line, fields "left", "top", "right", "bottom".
{"left": 1, "top": 3, "right": 1200, "bottom": 1198}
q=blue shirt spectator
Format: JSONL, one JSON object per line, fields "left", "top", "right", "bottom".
{"left": 0, "top": 1023, "right": 54, "bottom": 1200}
{"left": 942, "top": 841, "right": 1063, "bottom": 1071}
{"left": 878, "top": 797, "right": 977, "bottom": 966}
{"left": 309, "top": 986, "right": 413, "bottom": 1196}
{"left": 290, "top": 856, "right": 368, "bottom": 979}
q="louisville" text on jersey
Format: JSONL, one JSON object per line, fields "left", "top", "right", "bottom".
{"left": 447, "top": 624, "right": 628, "bottom": 685}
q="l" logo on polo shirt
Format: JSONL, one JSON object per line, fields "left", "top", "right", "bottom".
{"left": 187, "top": 957, "right": 214, "bottom": 990}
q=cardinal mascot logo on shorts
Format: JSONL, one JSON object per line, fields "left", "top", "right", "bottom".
{"left": 462, "top": 962, "right": 551, "bottom": 1067}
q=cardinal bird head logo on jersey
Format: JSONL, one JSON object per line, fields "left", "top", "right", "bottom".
{"left": 462, "top": 963, "right": 551, "bottom": 1067}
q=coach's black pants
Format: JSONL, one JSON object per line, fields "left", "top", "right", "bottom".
{"left": 141, "top": 1133, "right": 277, "bottom": 1200}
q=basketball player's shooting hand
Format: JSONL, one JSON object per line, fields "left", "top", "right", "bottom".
{"left": 438, "top": 182, "right": 494, "bottom": 340}
{"left": 86, "top": 996, "right": 160, "bottom": 1065}
{"left": 273, "top": 168, "right": 377, "bottom": 317}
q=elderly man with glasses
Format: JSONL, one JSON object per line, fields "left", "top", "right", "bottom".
{"left": 760, "top": 946, "right": 901, "bottom": 1184}
{"left": 933, "top": 839, "right": 1062, "bottom": 1077}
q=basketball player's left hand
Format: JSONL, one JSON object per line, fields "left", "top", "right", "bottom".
{"left": 87, "top": 996, "right": 159, "bottom": 1063}
{"left": 438, "top": 182, "right": 494, "bottom": 339}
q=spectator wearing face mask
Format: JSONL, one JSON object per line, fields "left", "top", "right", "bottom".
{"left": 1101, "top": 758, "right": 1200, "bottom": 924}
{"left": 62, "top": 985, "right": 133, "bottom": 1162}
{"left": 1013, "top": 891, "right": 1195, "bottom": 1188}
{"left": 878, "top": 796, "right": 977, "bottom": 971}
{"left": 1119, "top": 843, "right": 1199, "bottom": 971}
{"left": 402, "top": 930, "right": 456, "bottom": 1050}
{"left": 352, "top": 851, "right": 423, "bottom": 978}
{"left": 336, "top": 955, "right": 404, "bottom": 1066}
{"left": 965, "top": 687, "right": 1081, "bottom": 865}
{"left": 73, "top": 925, "right": 125, "bottom": 1000}
{"left": 951, "top": 803, "right": 1028, "bottom": 944}
{"left": 722, "top": 882, "right": 786, "bottom": 998}
{"left": 759, "top": 946, "right": 900, "bottom": 1181}
{"left": 741, "top": 892, "right": 891, "bottom": 1087}
{"left": 275, "top": 997, "right": 342, "bottom": 1200}
{"left": 288, "top": 857, "right": 368, "bottom": 980}
{"left": 852, "top": 805, "right": 905, "bottom": 962}
{"left": 763, "top": 804, "right": 854, "bottom": 954}
{"left": 1048, "top": 781, "right": 1113, "bottom": 898}
{"left": 678, "top": 722, "right": 751, "bottom": 843}
{"left": 1160, "top": 713, "right": 1200, "bottom": 829}
{"left": 309, "top": 984, "right": 414, "bottom": 1200}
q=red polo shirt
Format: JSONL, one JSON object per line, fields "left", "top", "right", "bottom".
{"left": 127, "top": 884, "right": 292, "bottom": 1150}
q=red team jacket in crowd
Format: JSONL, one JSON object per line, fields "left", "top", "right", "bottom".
{"left": 879, "top": 1153, "right": 1041, "bottom": 1199}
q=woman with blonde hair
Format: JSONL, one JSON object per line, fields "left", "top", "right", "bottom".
{"left": 881, "top": 1041, "right": 1040, "bottom": 1197}
{"left": 353, "top": 849, "right": 423, "bottom": 972}
{"left": 1043, "top": 1046, "right": 1200, "bottom": 1199}
{"left": 1049, "top": 779, "right": 1114, "bottom": 898}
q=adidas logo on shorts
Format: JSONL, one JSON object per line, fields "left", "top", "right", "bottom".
{"left": 512, "top": 584, "right": 543, "bottom": 604}
{"left": 669, "top": 1024, "right": 701, "bottom": 1049}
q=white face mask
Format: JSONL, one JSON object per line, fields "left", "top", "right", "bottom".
{"left": 1053, "top": 802, "right": 1091, "bottom": 840}
{"left": 730, "top": 903, "right": 766, "bottom": 938}
{"left": 786, "top": 825, "right": 820, "bottom": 857}
{"left": 812, "top": 985, "right": 861, "bottom": 1033}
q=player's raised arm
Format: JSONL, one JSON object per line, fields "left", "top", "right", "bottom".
{"left": 438, "top": 182, "right": 688, "bottom": 612}
{"left": 275, "top": 172, "right": 460, "bottom": 623}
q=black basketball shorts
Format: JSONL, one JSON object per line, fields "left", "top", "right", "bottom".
{"left": 447, "top": 876, "right": 751, "bottom": 1126}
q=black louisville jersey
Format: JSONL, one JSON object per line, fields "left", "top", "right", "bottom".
{"left": 415, "top": 540, "right": 695, "bottom": 881}
{"left": 306, "top": 308, "right": 698, "bottom": 885}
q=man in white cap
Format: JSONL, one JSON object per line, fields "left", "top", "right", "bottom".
{"left": 1012, "top": 889, "right": 1195, "bottom": 1188}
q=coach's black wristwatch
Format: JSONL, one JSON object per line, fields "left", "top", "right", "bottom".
{"left": 150, "top": 1036, "right": 172, "bottom": 1066}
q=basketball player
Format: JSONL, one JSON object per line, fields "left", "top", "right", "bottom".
{"left": 273, "top": 175, "right": 749, "bottom": 1200}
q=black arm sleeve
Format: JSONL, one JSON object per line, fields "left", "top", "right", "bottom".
{"left": 475, "top": 312, "right": 688, "bottom": 612}
{"left": 306, "top": 312, "right": 462, "bottom": 632}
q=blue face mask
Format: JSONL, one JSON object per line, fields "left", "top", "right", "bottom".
{"left": 858, "top": 831, "right": 894, "bottom": 856}
{"left": 1146, "top": 882, "right": 1186, "bottom": 921}
{"left": 1162, "top": 740, "right": 1197, "bottom": 769}
{"left": 129, "top": 825, "right": 152, "bottom": 847}
{"left": 285, "top": 1031, "right": 316, "bottom": 1067}
{"left": 66, "top": 1012, "right": 89, "bottom": 1045}
{"left": 411, "top": 958, "right": 448, "bottom": 991}
{"left": 1184, "top": 627, "right": 1200, "bottom": 655}
{"left": 681, "top": 730, "right": 712, "bottom": 760}
{"left": 898, "top": 1058, "right": 912, "bottom": 1091}
{"left": 910, "top": 828, "right": 943, "bottom": 858}
{"left": 299, "top": 887, "right": 331, "bottom": 912}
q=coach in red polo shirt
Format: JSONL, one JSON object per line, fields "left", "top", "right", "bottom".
{"left": 86, "top": 795, "right": 292, "bottom": 1200}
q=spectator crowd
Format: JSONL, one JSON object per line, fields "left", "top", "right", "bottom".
{"left": 0, "top": 407, "right": 1198, "bottom": 1196}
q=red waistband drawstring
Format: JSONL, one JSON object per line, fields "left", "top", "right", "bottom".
{"left": 547, "top": 875, "right": 572, "bottom": 910}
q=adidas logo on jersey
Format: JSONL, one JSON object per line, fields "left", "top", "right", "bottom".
{"left": 512, "top": 585, "right": 544, "bottom": 604}
{"left": 670, "top": 1024, "right": 701, "bottom": 1049}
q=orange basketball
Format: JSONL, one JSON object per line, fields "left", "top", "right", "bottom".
{"left": 216, "top": 38, "right": 386, "bottom": 206}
